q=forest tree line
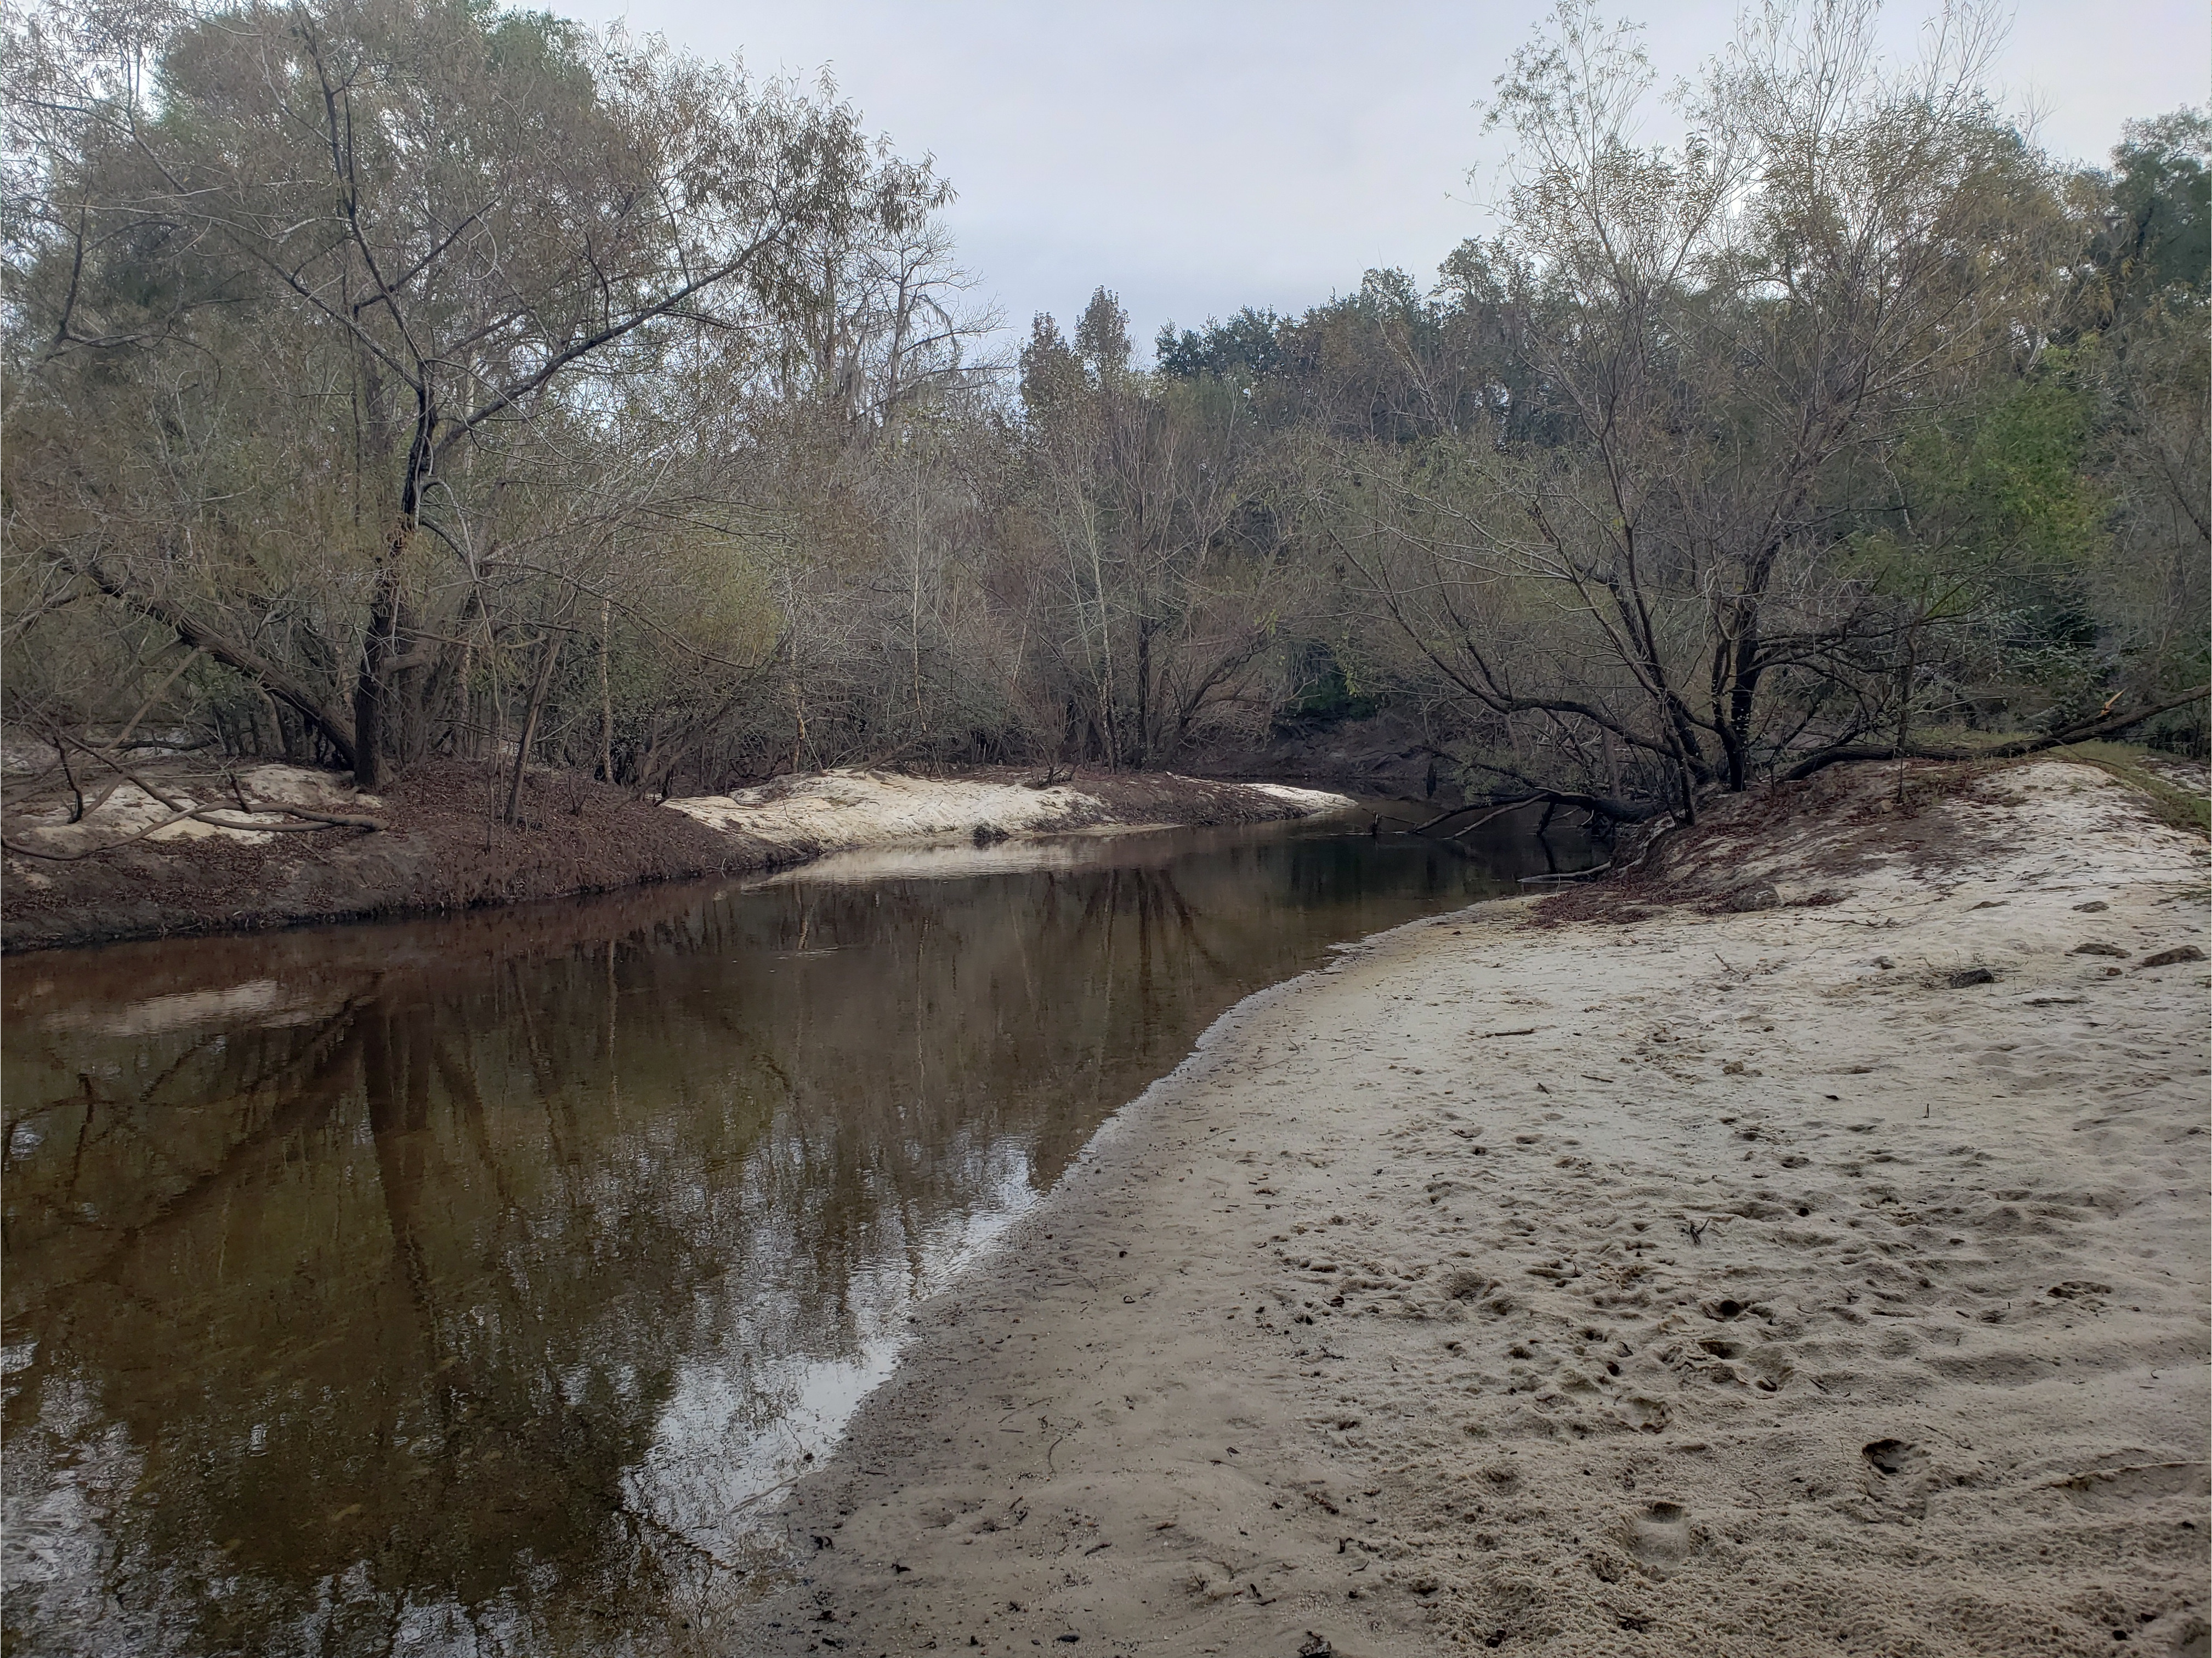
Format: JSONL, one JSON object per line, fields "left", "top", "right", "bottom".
{"left": 4, "top": 0, "right": 2205, "bottom": 823}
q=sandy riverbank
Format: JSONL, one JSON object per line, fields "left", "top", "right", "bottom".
{"left": 744, "top": 759, "right": 2210, "bottom": 1657}
{"left": 0, "top": 761, "right": 1349, "bottom": 950}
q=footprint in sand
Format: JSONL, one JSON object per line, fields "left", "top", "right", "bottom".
{"left": 1625, "top": 1501, "right": 1694, "bottom": 1573}
{"left": 1863, "top": 1438, "right": 1925, "bottom": 1476}
{"left": 1439, "top": 1269, "right": 1495, "bottom": 1302}
{"left": 1861, "top": 1438, "right": 1933, "bottom": 1517}
{"left": 2050, "top": 1461, "right": 2211, "bottom": 1514}
{"left": 1739, "top": 1344, "right": 1795, "bottom": 1393}
{"left": 2046, "top": 1280, "right": 2113, "bottom": 1302}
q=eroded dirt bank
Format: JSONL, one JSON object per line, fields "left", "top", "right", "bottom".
{"left": 0, "top": 761, "right": 1347, "bottom": 951}
{"left": 743, "top": 760, "right": 2210, "bottom": 1657}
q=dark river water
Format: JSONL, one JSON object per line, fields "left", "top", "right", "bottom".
{"left": 1, "top": 810, "right": 1584, "bottom": 1656}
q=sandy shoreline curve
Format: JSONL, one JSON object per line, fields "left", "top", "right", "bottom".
{"left": 741, "top": 759, "right": 2210, "bottom": 1657}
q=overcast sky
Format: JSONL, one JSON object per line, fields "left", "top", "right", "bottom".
{"left": 587, "top": 1, "right": 2208, "bottom": 359}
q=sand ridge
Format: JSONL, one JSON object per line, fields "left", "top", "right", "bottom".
{"left": 741, "top": 761, "right": 2210, "bottom": 1657}
{"left": 666, "top": 770, "right": 1351, "bottom": 859}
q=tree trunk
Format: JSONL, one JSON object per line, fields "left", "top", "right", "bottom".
{"left": 503, "top": 631, "right": 564, "bottom": 826}
{"left": 352, "top": 528, "right": 407, "bottom": 790}
{"left": 357, "top": 407, "right": 435, "bottom": 791}
{"left": 1134, "top": 625, "right": 1151, "bottom": 768}
{"left": 598, "top": 599, "right": 614, "bottom": 783}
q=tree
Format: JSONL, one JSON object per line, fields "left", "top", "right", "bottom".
{"left": 2089, "top": 107, "right": 2210, "bottom": 319}
{"left": 6, "top": 0, "right": 2196, "bottom": 807}
{"left": 1017, "top": 296, "right": 1298, "bottom": 766}
{"left": 2074, "top": 111, "right": 2211, "bottom": 733}
{"left": 1334, "top": 0, "right": 2097, "bottom": 816}
{"left": 4, "top": 0, "right": 947, "bottom": 785}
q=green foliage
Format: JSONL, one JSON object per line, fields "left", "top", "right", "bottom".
{"left": 1276, "top": 642, "right": 1379, "bottom": 729}
{"left": 1949, "top": 372, "right": 2108, "bottom": 571}
{"left": 2088, "top": 107, "right": 2210, "bottom": 316}
{"left": 1018, "top": 313, "right": 1086, "bottom": 414}
{"left": 1074, "top": 287, "right": 1133, "bottom": 379}
{"left": 1850, "top": 364, "right": 2116, "bottom": 724}
{"left": 1154, "top": 307, "right": 1288, "bottom": 381}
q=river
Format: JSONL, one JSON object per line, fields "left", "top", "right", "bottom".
{"left": 1, "top": 809, "right": 1585, "bottom": 1656}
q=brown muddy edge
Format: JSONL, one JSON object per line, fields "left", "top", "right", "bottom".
{"left": 0, "top": 759, "right": 1349, "bottom": 955}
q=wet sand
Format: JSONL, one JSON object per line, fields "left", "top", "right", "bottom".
{"left": 744, "top": 760, "right": 2211, "bottom": 1656}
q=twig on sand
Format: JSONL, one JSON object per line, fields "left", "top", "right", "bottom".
{"left": 1518, "top": 861, "right": 1613, "bottom": 884}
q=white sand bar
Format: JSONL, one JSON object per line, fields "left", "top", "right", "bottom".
{"left": 666, "top": 769, "right": 1351, "bottom": 860}
{"left": 746, "top": 761, "right": 2210, "bottom": 1656}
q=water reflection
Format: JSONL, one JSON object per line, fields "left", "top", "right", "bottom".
{"left": 1, "top": 814, "right": 1579, "bottom": 1655}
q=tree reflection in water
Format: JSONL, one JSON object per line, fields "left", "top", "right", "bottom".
{"left": 0, "top": 816, "right": 1571, "bottom": 1655}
